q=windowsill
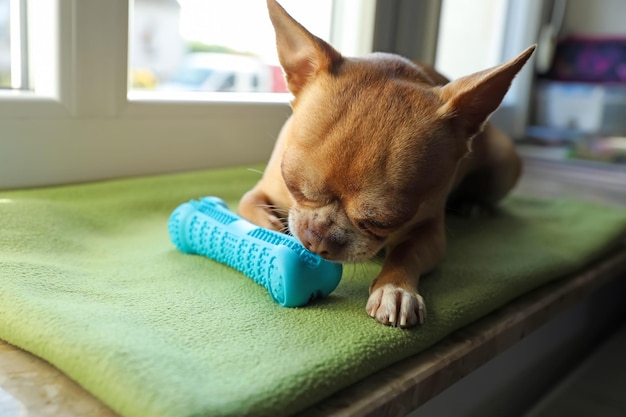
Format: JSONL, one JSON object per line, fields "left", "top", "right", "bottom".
{"left": 514, "top": 156, "right": 626, "bottom": 208}
{"left": 1, "top": 242, "right": 624, "bottom": 417}
{"left": 0, "top": 159, "right": 624, "bottom": 417}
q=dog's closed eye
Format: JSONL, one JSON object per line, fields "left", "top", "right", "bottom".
{"left": 369, "top": 219, "right": 394, "bottom": 230}
{"left": 356, "top": 220, "right": 391, "bottom": 240}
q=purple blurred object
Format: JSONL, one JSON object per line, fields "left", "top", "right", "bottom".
{"left": 546, "top": 36, "right": 626, "bottom": 83}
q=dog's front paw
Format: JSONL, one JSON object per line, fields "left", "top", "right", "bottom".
{"left": 366, "top": 284, "right": 426, "bottom": 328}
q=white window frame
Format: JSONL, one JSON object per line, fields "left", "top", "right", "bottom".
{"left": 0, "top": 0, "right": 296, "bottom": 189}
{"left": 374, "top": 0, "right": 543, "bottom": 141}
{"left": 0, "top": 0, "right": 375, "bottom": 189}
{"left": 0, "top": 0, "right": 540, "bottom": 190}
{"left": 486, "top": 0, "right": 544, "bottom": 139}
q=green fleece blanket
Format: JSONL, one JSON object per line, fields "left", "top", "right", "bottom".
{"left": 1, "top": 166, "right": 625, "bottom": 417}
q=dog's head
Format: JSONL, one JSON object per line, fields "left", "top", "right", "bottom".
{"left": 267, "top": 0, "right": 534, "bottom": 262}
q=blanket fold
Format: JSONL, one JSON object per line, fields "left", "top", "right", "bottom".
{"left": 1, "top": 166, "right": 625, "bottom": 417}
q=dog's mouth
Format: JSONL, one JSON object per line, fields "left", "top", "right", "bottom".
{"left": 315, "top": 249, "right": 376, "bottom": 264}
{"left": 288, "top": 206, "right": 387, "bottom": 263}
{"left": 291, "top": 226, "right": 384, "bottom": 263}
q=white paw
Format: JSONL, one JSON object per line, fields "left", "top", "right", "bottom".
{"left": 366, "top": 284, "right": 426, "bottom": 328}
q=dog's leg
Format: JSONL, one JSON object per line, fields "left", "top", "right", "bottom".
{"left": 449, "top": 124, "right": 522, "bottom": 213}
{"left": 239, "top": 188, "right": 288, "bottom": 232}
{"left": 238, "top": 119, "right": 295, "bottom": 232}
{"left": 366, "top": 216, "right": 445, "bottom": 328}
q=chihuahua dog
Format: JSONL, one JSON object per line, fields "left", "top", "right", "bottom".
{"left": 239, "top": 0, "right": 535, "bottom": 328}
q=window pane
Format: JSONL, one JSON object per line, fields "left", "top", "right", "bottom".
{"left": 0, "top": 0, "right": 11, "bottom": 89}
{"left": 435, "top": 0, "right": 507, "bottom": 80}
{"left": 129, "top": 0, "right": 333, "bottom": 93}
{"left": 0, "top": 0, "right": 30, "bottom": 91}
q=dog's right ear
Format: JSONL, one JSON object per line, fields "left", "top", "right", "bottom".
{"left": 435, "top": 45, "right": 535, "bottom": 142}
{"left": 267, "top": 0, "right": 342, "bottom": 95}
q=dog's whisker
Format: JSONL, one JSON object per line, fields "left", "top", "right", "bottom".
{"left": 253, "top": 203, "right": 290, "bottom": 217}
{"left": 246, "top": 168, "right": 265, "bottom": 176}
{"left": 254, "top": 203, "right": 278, "bottom": 210}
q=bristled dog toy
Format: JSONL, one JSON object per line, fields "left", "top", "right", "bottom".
{"left": 168, "top": 197, "right": 342, "bottom": 307}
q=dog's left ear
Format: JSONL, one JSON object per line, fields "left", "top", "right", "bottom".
{"left": 267, "top": 0, "right": 342, "bottom": 95}
{"left": 436, "top": 45, "right": 536, "bottom": 140}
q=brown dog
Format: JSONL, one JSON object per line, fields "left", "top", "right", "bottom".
{"left": 239, "top": 0, "right": 535, "bottom": 328}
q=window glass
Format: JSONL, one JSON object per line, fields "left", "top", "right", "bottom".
{"left": 129, "top": 0, "right": 333, "bottom": 93}
{"left": 0, "top": 0, "right": 12, "bottom": 89}
{"left": 435, "top": 0, "right": 507, "bottom": 80}
{"left": 0, "top": 0, "right": 32, "bottom": 91}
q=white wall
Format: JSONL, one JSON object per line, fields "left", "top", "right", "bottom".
{"left": 562, "top": 0, "right": 626, "bottom": 36}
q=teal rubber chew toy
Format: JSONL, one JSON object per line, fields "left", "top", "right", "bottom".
{"left": 168, "top": 196, "right": 343, "bottom": 307}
